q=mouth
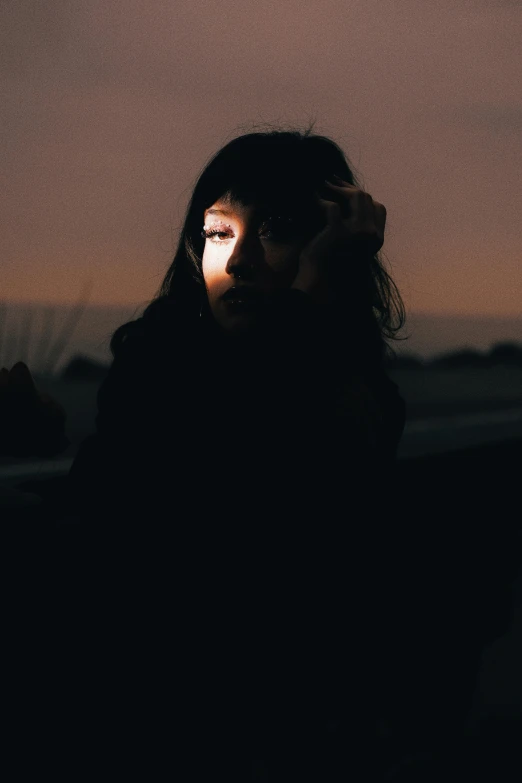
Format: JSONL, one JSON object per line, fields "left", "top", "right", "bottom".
{"left": 221, "top": 286, "right": 264, "bottom": 312}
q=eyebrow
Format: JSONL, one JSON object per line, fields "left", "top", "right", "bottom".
{"left": 204, "top": 207, "right": 234, "bottom": 218}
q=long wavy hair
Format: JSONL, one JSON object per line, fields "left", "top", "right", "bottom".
{"left": 111, "top": 128, "right": 405, "bottom": 367}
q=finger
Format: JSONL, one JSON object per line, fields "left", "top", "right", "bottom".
{"left": 348, "top": 227, "right": 384, "bottom": 256}
{"left": 342, "top": 198, "right": 383, "bottom": 251}
{"left": 354, "top": 195, "right": 381, "bottom": 228}
{"left": 358, "top": 200, "right": 385, "bottom": 246}
{"left": 324, "top": 182, "right": 370, "bottom": 223}
{"left": 326, "top": 182, "right": 380, "bottom": 216}
{"left": 375, "top": 201, "right": 387, "bottom": 233}
{"left": 315, "top": 195, "right": 343, "bottom": 228}
{"left": 324, "top": 177, "right": 357, "bottom": 189}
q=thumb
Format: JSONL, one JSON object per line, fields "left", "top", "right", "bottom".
{"left": 315, "top": 193, "right": 342, "bottom": 229}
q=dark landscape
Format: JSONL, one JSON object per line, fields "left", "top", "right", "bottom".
{"left": 2, "top": 303, "right": 522, "bottom": 780}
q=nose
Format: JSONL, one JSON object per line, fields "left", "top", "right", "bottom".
{"left": 225, "top": 232, "right": 262, "bottom": 280}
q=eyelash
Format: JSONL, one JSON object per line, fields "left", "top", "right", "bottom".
{"left": 201, "top": 218, "right": 295, "bottom": 243}
{"left": 201, "top": 228, "right": 232, "bottom": 243}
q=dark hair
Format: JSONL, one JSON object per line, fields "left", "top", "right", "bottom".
{"left": 111, "top": 128, "right": 405, "bottom": 365}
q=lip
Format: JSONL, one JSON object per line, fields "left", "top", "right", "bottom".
{"left": 221, "top": 286, "right": 264, "bottom": 307}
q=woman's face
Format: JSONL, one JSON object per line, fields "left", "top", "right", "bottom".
{"left": 201, "top": 198, "right": 310, "bottom": 333}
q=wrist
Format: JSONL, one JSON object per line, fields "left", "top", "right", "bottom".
{"left": 291, "top": 267, "right": 330, "bottom": 305}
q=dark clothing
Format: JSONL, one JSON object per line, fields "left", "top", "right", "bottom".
{"left": 8, "top": 293, "right": 520, "bottom": 777}
{"left": 63, "top": 290, "right": 406, "bottom": 777}
{"left": 69, "top": 290, "right": 404, "bottom": 519}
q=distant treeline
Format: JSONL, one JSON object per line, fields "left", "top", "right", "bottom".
{"left": 387, "top": 342, "right": 522, "bottom": 370}
{"left": 60, "top": 355, "right": 110, "bottom": 381}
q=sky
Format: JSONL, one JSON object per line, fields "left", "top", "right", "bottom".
{"left": 2, "top": 0, "right": 522, "bottom": 318}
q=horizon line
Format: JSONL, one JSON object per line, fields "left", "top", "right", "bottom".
{"left": 2, "top": 298, "right": 522, "bottom": 321}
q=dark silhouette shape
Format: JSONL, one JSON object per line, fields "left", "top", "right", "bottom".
{"left": 0, "top": 362, "right": 69, "bottom": 458}
{"left": 60, "top": 354, "right": 109, "bottom": 382}
{"left": 427, "top": 341, "right": 522, "bottom": 370}
{"left": 0, "top": 294, "right": 85, "bottom": 458}
{"left": 385, "top": 351, "right": 424, "bottom": 369}
{"left": 430, "top": 347, "right": 488, "bottom": 368}
{"left": 488, "top": 341, "right": 522, "bottom": 367}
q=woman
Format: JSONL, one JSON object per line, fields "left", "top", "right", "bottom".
{"left": 67, "top": 129, "right": 407, "bottom": 779}
{"left": 70, "top": 129, "right": 405, "bottom": 509}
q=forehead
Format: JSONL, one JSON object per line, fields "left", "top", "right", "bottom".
{"left": 204, "top": 201, "right": 259, "bottom": 220}
{"left": 204, "top": 188, "right": 314, "bottom": 221}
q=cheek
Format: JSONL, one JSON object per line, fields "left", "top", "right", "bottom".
{"left": 265, "top": 245, "right": 302, "bottom": 281}
{"left": 202, "top": 246, "right": 229, "bottom": 292}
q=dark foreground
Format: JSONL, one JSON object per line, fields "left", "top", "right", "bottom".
{"left": 2, "top": 437, "right": 521, "bottom": 780}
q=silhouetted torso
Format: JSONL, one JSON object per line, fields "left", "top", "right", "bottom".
{"left": 64, "top": 290, "right": 406, "bottom": 776}
{"left": 70, "top": 290, "right": 404, "bottom": 522}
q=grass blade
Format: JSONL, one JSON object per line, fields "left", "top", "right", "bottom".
{"left": 46, "top": 279, "right": 93, "bottom": 376}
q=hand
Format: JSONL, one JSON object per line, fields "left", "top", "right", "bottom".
{"left": 0, "top": 362, "right": 69, "bottom": 458}
{"left": 292, "top": 177, "right": 386, "bottom": 303}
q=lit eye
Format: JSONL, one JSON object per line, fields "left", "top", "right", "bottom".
{"left": 201, "top": 227, "right": 233, "bottom": 243}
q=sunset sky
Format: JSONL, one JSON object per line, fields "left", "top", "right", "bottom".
{"left": 2, "top": 0, "right": 521, "bottom": 316}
